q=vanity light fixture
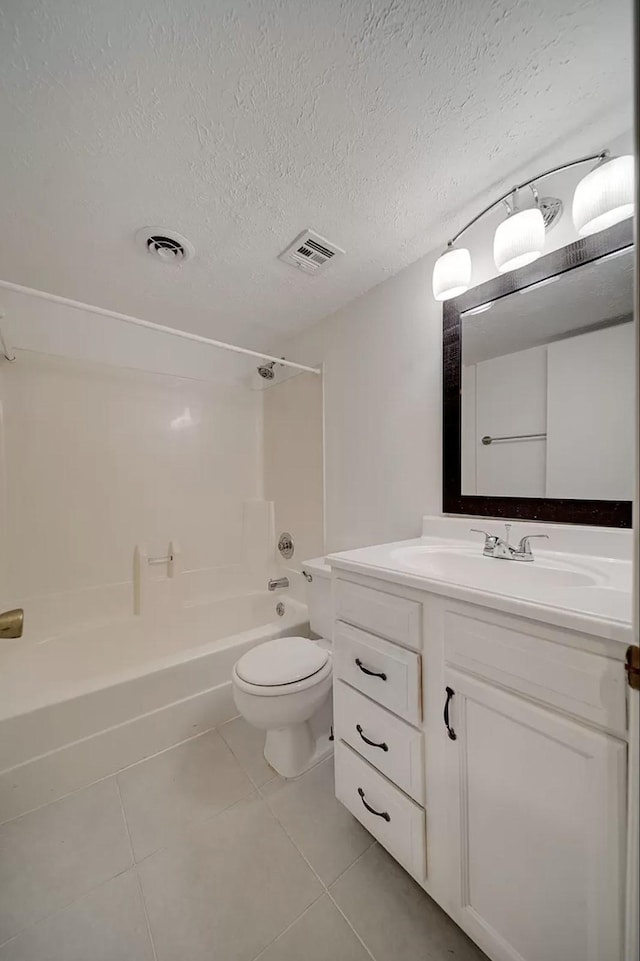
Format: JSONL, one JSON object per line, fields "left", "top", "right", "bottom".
{"left": 432, "top": 245, "right": 472, "bottom": 301}
{"left": 572, "top": 154, "right": 635, "bottom": 236}
{"left": 433, "top": 149, "right": 635, "bottom": 300}
{"left": 493, "top": 188, "right": 546, "bottom": 273}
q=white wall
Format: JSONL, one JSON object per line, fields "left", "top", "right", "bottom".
{"left": 0, "top": 349, "right": 263, "bottom": 606}
{"left": 273, "top": 252, "right": 443, "bottom": 553}
{"left": 263, "top": 372, "right": 324, "bottom": 570}
{"left": 274, "top": 129, "right": 633, "bottom": 551}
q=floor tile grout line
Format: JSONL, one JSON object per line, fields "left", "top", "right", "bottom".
{"left": 123, "top": 746, "right": 334, "bottom": 961}
{"left": 327, "top": 836, "right": 377, "bottom": 888}
{"left": 114, "top": 776, "right": 136, "bottom": 867}
{"left": 325, "top": 842, "right": 381, "bottom": 961}
{"left": 104, "top": 725, "right": 257, "bottom": 867}
{"left": 0, "top": 720, "right": 233, "bottom": 828}
{"left": 247, "top": 890, "right": 328, "bottom": 961}
{"left": 0, "top": 865, "right": 135, "bottom": 951}
{"left": 325, "top": 889, "right": 379, "bottom": 961}
{"left": 127, "top": 787, "right": 259, "bottom": 869}
{"left": 115, "top": 778, "right": 159, "bottom": 961}
{"left": 248, "top": 803, "right": 379, "bottom": 961}
{"left": 257, "top": 774, "right": 381, "bottom": 961}
{"left": 133, "top": 867, "right": 160, "bottom": 961}
{"left": 255, "top": 785, "right": 331, "bottom": 893}
{"left": 217, "top": 726, "right": 277, "bottom": 794}
{"left": 0, "top": 782, "right": 136, "bottom": 948}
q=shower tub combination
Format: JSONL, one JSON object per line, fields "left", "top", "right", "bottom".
{"left": 0, "top": 590, "right": 307, "bottom": 823}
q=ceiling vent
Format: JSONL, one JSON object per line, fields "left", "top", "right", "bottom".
{"left": 135, "top": 227, "right": 195, "bottom": 265}
{"left": 279, "top": 229, "right": 344, "bottom": 275}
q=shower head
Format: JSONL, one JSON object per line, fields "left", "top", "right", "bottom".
{"left": 256, "top": 361, "right": 276, "bottom": 380}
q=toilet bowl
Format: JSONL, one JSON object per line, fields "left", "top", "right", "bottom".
{"left": 232, "top": 635, "right": 333, "bottom": 778}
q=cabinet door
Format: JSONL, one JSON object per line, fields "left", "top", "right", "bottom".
{"left": 444, "top": 670, "right": 626, "bottom": 961}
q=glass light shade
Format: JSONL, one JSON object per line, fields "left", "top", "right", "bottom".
{"left": 493, "top": 207, "right": 545, "bottom": 273}
{"left": 572, "top": 155, "right": 635, "bottom": 237}
{"left": 432, "top": 247, "right": 471, "bottom": 301}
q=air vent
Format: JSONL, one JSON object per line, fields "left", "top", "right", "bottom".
{"left": 279, "top": 229, "right": 344, "bottom": 275}
{"left": 135, "top": 227, "right": 195, "bottom": 265}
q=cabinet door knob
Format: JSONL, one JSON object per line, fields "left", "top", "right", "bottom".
{"left": 355, "top": 658, "right": 387, "bottom": 681}
{"left": 443, "top": 686, "right": 457, "bottom": 740}
{"left": 357, "top": 787, "right": 390, "bottom": 821}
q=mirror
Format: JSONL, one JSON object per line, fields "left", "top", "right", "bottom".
{"left": 462, "top": 248, "right": 633, "bottom": 499}
{"left": 443, "top": 219, "right": 633, "bottom": 527}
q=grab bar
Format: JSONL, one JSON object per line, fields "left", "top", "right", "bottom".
{"left": 481, "top": 432, "right": 546, "bottom": 446}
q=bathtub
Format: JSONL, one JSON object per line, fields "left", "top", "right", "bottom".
{"left": 0, "top": 591, "right": 308, "bottom": 822}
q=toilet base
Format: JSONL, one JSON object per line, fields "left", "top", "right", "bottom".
{"left": 264, "top": 723, "right": 333, "bottom": 779}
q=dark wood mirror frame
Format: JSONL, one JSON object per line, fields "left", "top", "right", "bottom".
{"left": 442, "top": 218, "right": 634, "bottom": 528}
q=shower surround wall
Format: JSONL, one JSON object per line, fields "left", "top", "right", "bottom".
{"left": 0, "top": 349, "right": 266, "bottom": 631}
{"left": 263, "top": 371, "right": 324, "bottom": 586}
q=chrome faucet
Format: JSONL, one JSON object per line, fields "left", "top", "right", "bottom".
{"left": 268, "top": 576, "right": 289, "bottom": 591}
{"left": 471, "top": 524, "right": 549, "bottom": 562}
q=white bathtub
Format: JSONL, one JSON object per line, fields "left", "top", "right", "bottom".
{"left": 0, "top": 591, "right": 308, "bottom": 822}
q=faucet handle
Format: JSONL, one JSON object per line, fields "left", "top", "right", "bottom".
{"left": 470, "top": 529, "right": 499, "bottom": 549}
{"left": 517, "top": 534, "right": 549, "bottom": 555}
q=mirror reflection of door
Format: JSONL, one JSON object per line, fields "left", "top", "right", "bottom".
{"left": 461, "top": 248, "right": 634, "bottom": 500}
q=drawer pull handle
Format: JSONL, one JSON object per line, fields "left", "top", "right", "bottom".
{"left": 443, "top": 686, "right": 457, "bottom": 741}
{"left": 357, "top": 787, "right": 390, "bottom": 821}
{"left": 355, "top": 658, "right": 387, "bottom": 681}
{"left": 356, "top": 724, "right": 389, "bottom": 752}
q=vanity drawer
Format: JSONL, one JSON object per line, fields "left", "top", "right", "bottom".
{"left": 443, "top": 608, "right": 627, "bottom": 735}
{"left": 334, "top": 621, "right": 422, "bottom": 725}
{"left": 334, "top": 579, "right": 422, "bottom": 651}
{"left": 334, "top": 681, "right": 424, "bottom": 803}
{"left": 335, "top": 741, "right": 426, "bottom": 881}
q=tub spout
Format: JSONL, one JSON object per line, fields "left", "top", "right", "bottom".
{"left": 268, "top": 577, "right": 289, "bottom": 591}
{"left": 0, "top": 608, "right": 24, "bottom": 638}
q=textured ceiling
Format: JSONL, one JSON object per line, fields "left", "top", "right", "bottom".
{"left": 0, "top": 0, "right": 634, "bottom": 350}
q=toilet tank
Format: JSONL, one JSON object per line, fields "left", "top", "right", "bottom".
{"left": 301, "top": 557, "right": 332, "bottom": 640}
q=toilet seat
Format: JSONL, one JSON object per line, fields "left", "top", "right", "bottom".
{"left": 235, "top": 636, "right": 330, "bottom": 687}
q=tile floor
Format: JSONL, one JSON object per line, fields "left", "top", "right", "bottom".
{"left": 0, "top": 717, "right": 487, "bottom": 961}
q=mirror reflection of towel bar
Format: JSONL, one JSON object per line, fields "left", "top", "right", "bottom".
{"left": 481, "top": 433, "right": 547, "bottom": 446}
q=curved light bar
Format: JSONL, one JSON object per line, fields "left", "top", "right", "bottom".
{"left": 432, "top": 149, "right": 635, "bottom": 301}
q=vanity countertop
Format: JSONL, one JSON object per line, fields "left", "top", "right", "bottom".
{"left": 327, "top": 525, "right": 633, "bottom": 646}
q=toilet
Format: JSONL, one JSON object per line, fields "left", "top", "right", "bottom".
{"left": 232, "top": 557, "right": 333, "bottom": 778}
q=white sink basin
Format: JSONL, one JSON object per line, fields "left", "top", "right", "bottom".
{"left": 390, "top": 546, "right": 602, "bottom": 592}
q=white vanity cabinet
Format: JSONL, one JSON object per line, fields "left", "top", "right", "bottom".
{"left": 330, "top": 569, "right": 630, "bottom": 961}
{"left": 443, "top": 669, "right": 626, "bottom": 961}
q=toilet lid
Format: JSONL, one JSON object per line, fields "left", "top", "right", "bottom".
{"left": 236, "top": 636, "right": 329, "bottom": 687}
